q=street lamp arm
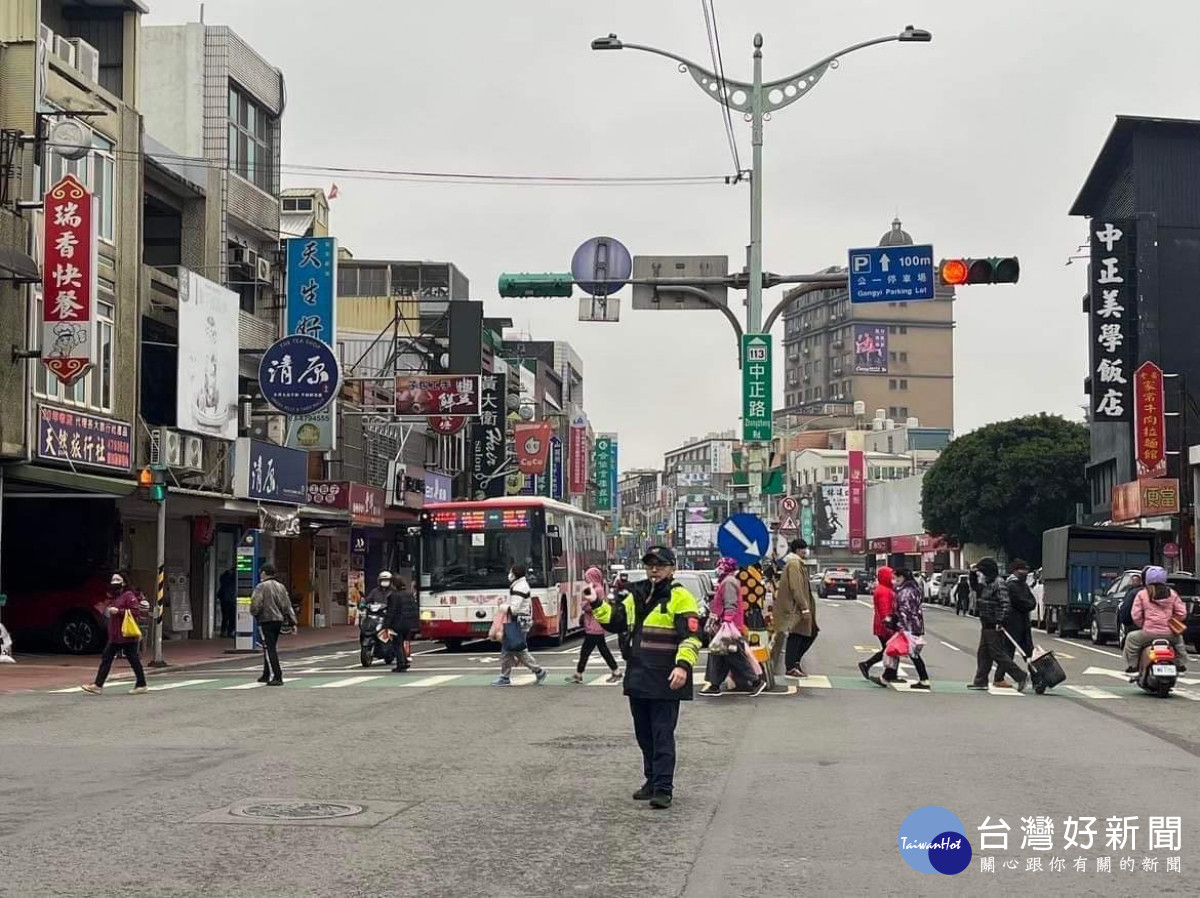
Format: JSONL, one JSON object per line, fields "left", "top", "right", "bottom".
{"left": 615, "top": 41, "right": 757, "bottom": 114}
{"left": 649, "top": 285, "right": 745, "bottom": 366}
{"left": 762, "top": 281, "right": 841, "bottom": 334}
{"left": 760, "top": 33, "right": 916, "bottom": 115}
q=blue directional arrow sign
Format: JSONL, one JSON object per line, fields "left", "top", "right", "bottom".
{"left": 847, "top": 244, "right": 936, "bottom": 304}
{"left": 717, "top": 513, "right": 770, "bottom": 563}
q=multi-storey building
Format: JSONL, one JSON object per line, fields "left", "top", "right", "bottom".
{"left": 780, "top": 218, "right": 955, "bottom": 429}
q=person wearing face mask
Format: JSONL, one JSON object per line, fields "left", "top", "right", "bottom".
{"left": 567, "top": 566, "right": 622, "bottom": 684}
{"left": 586, "top": 545, "right": 702, "bottom": 810}
{"left": 81, "top": 573, "right": 149, "bottom": 695}
{"left": 968, "top": 557, "right": 1029, "bottom": 692}
{"left": 493, "top": 564, "right": 548, "bottom": 686}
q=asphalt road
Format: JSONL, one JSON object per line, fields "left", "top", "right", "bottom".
{"left": 1, "top": 595, "right": 1197, "bottom": 897}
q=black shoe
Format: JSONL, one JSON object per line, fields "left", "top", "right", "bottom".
{"left": 392, "top": 666, "right": 409, "bottom": 673}
{"left": 857, "top": 661, "right": 872, "bottom": 681}
{"left": 749, "top": 678, "right": 768, "bottom": 696}
{"left": 649, "top": 793, "right": 673, "bottom": 810}
{"left": 267, "top": 679, "right": 284, "bottom": 687}
{"left": 256, "top": 675, "right": 270, "bottom": 684}
{"left": 632, "top": 783, "right": 654, "bottom": 801}
{"left": 1124, "top": 666, "right": 1138, "bottom": 674}
{"left": 910, "top": 681, "right": 932, "bottom": 690}
{"left": 698, "top": 684, "right": 722, "bottom": 696}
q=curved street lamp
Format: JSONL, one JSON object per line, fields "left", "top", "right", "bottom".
{"left": 591, "top": 26, "right": 932, "bottom": 336}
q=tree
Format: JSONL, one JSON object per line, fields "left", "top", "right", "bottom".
{"left": 921, "top": 414, "right": 1089, "bottom": 566}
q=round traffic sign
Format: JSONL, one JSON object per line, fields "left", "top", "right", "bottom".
{"left": 571, "top": 236, "right": 632, "bottom": 296}
{"left": 717, "top": 513, "right": 770, "bottom": 563}
{"left": 258, "top": 335, "right": 339, "bottom": 415}
{"left": 780, "top": 496, "right": 799, "bottom": 514}
{"left": 1163, "top": 542, "right": 1180, "bottom": 559}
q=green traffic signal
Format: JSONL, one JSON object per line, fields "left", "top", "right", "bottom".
{"left": 497, "top": 272, "right": 574, "bottom": 298}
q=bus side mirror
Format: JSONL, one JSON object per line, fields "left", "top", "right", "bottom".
{"left": 548, "top": 536, "right": 563, "bottom": 560}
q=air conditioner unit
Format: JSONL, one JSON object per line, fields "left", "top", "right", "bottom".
{"left": 150, "top": 427, "right": 183, "bottom": 468}
{"left": 250, "top": 415, "right": 287, "bottom": 445}
{"left": 69, "top": 38, "right": 100, "bottom": 82}
{"left": 183, "top": 435, "right": 204, "bottom": 472}
{"left": 53, "top": 35, "right": 76, "bottom": 68}
{"left": 255, "top": 256, "right": 272, "bottom": 283}
{"left": 229, "top": 246, "right": 250, "bottom": 267}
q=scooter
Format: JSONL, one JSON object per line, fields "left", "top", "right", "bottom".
{"left": 1132, "top": 637, "right": 1178, "bottom": 698}
{"left": 359, "top": 600, "right": 396, "bottom": 668}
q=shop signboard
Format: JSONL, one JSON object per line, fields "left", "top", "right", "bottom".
{"left": 569, "top": 414, "right": 588, "bottom": 495}
{"left": 1089, "top": 219, "right": 1135, "bottom": 423}
{"left": 232, "top": 438, "right": 308, "bottom": 504}
{"left": 469, "top": 373, "right": 507, "bottom": 499}
{"left": 259, "top": 335, "right": 340, "bottom": 416}
{"left": 177, "top": 270, "right": 239, "bottom": 440}
{"left": 41, "top": 174, "right": 96, "bottom": 386}
{"left": 307, "top": 480, "right": 385, "bottom": 527}
{"left": 1134, "top": 361, "right": 1167, "bottom": 479}
{"left": 593, "top": 433, "right": 616, "bottom": 511}
{"left": 515, "top": 421, "right": 553, "bottom": 475}
{"left": 848, "top": 449, "right": 866, "bottom": 553}
{"left": 548, "top": 436, "right": 564, "bottom": 500}
{"left": 35, "top": 404, "right": 132, "bottom": 472}
{"left": 284, "top": 236, "right": 338, "bottom": 451}
{"left": 395, "top": 374, "right": 481, "bottom": 417}
{"left": 1112, "top": 478, "right": 1180, "bottom": 522}
{"left": 424, "top": 472, "right": 453, "bottom": 504}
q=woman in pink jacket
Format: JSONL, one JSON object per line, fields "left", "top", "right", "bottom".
{"left": 567, "top": 566, "right": 622, "bottom": 683}
{"left": 1123, "top": 566, "right": 1188, "bottom": 672}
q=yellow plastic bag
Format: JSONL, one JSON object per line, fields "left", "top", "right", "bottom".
{"left": 121, "top": 609, "right": 142, "bottom": 639}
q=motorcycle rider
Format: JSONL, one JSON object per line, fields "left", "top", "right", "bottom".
{"left": 362, "top": 571, "right": 398, "bottom": 668}
{"left": 386, "top": 575, "right": 420, "bottom": 672}
{"left": 1123, "top": 566, "right": 1187, "bottom": 673}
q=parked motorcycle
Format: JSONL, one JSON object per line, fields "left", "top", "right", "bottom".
{"left": 359, "top": 600, "right": 395, "bottom": 668}
{"left": 1132, "top": 637, "right": 1178, "bottom": 698}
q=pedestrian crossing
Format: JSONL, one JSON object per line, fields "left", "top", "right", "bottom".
{"left": 45, "top": 671, "right": 1200, "bottom": 702}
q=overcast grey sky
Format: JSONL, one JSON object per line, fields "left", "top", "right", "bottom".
{"left": 146, "top": 0, "right": 1200, "bottom": 469}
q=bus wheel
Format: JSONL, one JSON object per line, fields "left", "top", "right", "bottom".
{"left": 549, "top": 600, "right": 568, "bottom": 647}
{"left": 444, "top": 638, "right": 465, "bottom": 652}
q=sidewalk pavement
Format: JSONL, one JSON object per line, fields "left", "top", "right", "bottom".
{"left": 0, "top": 625, "right": 359, "bottom": 694}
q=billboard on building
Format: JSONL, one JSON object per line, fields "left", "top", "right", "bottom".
{"left": 1089, "top": 220, "right": 1136, "bottom": 422}
{"left": 816, "top": 483, "right": 849, "bottom": 548}
{"left": 853, "top": 324, "right": 888, "bottom": 374}
{"left": 177, "top": 270, "right": 239, "bottom": 440}
{"left": 41, "top": 174, "right": 96, "bottom": 386}
{"left": 685, "top": 522, "right": 718, "bottom": 550}
{"left": 686, "top": 505, "right": 715, "bottom": 524}
{"left": 710, "top": 440, "right": 735, "bottom": 474}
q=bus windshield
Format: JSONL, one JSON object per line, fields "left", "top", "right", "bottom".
{"left": 424, "top": 529, "right": 546, "bottom": 591}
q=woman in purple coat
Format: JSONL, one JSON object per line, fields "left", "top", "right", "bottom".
{"left": 82, "top": 573, "right": 150, "bottom": 695}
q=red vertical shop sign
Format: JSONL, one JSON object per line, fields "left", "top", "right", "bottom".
{"left": 568, "top": 415, "right": 588, "bottom": 495}
{"left": 848, "top": 449, "right": 866, "bottom": 553}
{"left": 41, "top": 174, "right": 96, "bottom": 386}
{"left": 1134, "top": 361, "right": 1167, "bottom": 479}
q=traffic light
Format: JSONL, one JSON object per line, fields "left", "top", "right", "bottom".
{"left": 138, "top": 466, "right": 166, "bottom": 503}
{"left": 938, "top": 257, "right": 1020, "bottom": 286}
{"left": 497, "top": 272, "right": 574, "bottom": 298}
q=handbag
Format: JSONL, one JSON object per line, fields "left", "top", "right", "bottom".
{"left": 884, "top": 630, "right": 910, "bottom": 658}
{"left": 1168, "top": 617, "right": 1186, "bottom": 636}
{"left": 120, "top": 609, "right": 142, "bottom": 639}
{"left": 501, "top": 619, "right": 527, "bottom": 653}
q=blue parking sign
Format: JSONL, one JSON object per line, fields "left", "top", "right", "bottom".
{"left": 848, "top": 244, "right": 935, "bottom": 304}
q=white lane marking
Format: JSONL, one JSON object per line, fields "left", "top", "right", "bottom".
{"left": 889, "top": 681, "right": 931, "bottom": 693}
{"left": 148, "top": 679, "right": 216, "bottom": 691}
{"left": 223, "top": 682, "right": 265, "bottom": 690}
{"left": 987, "top": 684, "right": 1024, "bottom": 696}
{"left": 1065, "top": 684, "right": 1120, "bottom": 700}
{"left": 587, "top": 675, "right": 619, "bottom": 686}
{"left": 52, "top": 685, "right": 91, "bottom": 693}
{"left": 398, "top": 675, "right": 461, "bottom": 688}
{"left": 795, "top": 675, "right": 832, "bottom": 689}
{"left": 509, "top": 674, "right": 538, "bottom": 686}
{"left": 939, "top": 641, "right": 961, "bottom": 652}
{"left": 1172, "top": 688, "right": 1200, "bottom": 701}
{"left": 1054, "top": 638, "right": 1122, "bottom": 659}
{"left": 855, "top": 599, "right": 874, "bottom": 610}
{"left": 313, "top": 676, "right": 377, "bottom": 689}
{"left": 1083, "top": 666, "right": 1133, "bottom": 682}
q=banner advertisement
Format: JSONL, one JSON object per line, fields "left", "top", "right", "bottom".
{"left": 685, "top": 522, "right": 718, "bottom": 550}
{"left": 177, "top": 271, "right": 238, "bottom": 440}
{"left": 569, "top": 414, "right": 588, "bottom": 496}
{"left": 42, "top": 174, "right": 96, "bottom": 386}
{"left": 469, "top": 373, "right": 507, "bottom": 499}
{"left": 593, "top": 433, "right": 616, "bottom": 511}
{"left": 1134, "top": 361, "right": 1167, "bottom": 479}
{"left": 853, "top": 324, "right": 888, "bottom": 374}
{"left": 515, "top": 421, "right": 553, "bottom": 476}
{"left": 800, "top": 498, "right": 815, "bottom": 546}
{"left": 816, "top": 484, "right": 849, "bottom": 548}
{"left": 848, "top": 449, "right": 866, "bottom": 553}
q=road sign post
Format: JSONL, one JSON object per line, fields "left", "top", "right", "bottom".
{"left": 848, "top": 244, "right": 935, "bottom": 304}
{"left": 741, "top": 334, "right": 772, "bottom": 443}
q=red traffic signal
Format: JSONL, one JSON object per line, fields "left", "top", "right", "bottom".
{"left": 938, "top": 257, "right": 1020, "bottom": 286}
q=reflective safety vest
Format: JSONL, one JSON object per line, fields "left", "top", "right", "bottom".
{"left": 594, "top": 580, "right": 701, "bottom": 701}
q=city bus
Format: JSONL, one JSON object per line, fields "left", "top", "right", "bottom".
{"left": 417, "top": 497, "right": 607, "bottom": 649}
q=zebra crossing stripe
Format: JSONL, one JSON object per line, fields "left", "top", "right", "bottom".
{"left": 986, "top": 684, "right": 1024, "bottom": 696}
{"left": 1172, "top": 688, "right": 1200, "bottom": 701}
{"left": 398, "top": 675, "right": 461, "bottom": 688}
{"left": 223, "top": 682, "right": 265, "bottom": 690}
{"left": 795, "top": 675, "right": 832, "bottom": 689}
{"left": 1064, "top": 685, "right": 1119, "bottom": 700}
{"left": 147, "top": 679, "right": 215, "bottom": 691}
{"left": 313, "top": 676, "right": 377, "bottom": 689}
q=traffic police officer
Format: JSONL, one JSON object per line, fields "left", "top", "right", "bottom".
{"left": 589, "top": 545, "right": 701, "bottom": 809}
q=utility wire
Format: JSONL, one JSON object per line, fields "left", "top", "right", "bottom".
{"left": 702, "top": 0, "right": 742, "bottom": 178}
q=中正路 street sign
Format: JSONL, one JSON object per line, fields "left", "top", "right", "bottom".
{"left": 741, "top": 334, "right": 772, "bottom": 443}
{"left": 848, "top": 244, "right": 935, "bottom": 304}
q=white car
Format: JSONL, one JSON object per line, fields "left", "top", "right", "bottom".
{"left": 926, "top": 572, "right": 943, "bottom": 602}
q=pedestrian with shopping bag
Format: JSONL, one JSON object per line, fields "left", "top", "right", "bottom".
{"left": 567, "top": 566, "right": 621, "bottom": 683}
{"left": 858, "top": 566, "right": 897, "bottom": 683}
{"left": 81, "top": 573, "right": 149, "bottom": 695}
{"left": 700, "top": 557, "right": 766, "bottom": 696}
{"left": 890, "top": 568, "right": 931, "bottom": 689}
{"left": 493, "top": 564, "right": 548, "bottom": 686}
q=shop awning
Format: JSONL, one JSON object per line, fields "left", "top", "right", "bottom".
{"left": 0, "top": 246, "right": 40, "bottom": 284}
{"left": 2, "top": 463, "right": 136, "bottom": 497}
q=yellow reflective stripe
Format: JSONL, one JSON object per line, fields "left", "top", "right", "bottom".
{"left": 592, "top": 601, "right": 613, "bottom": 625}
{"left": 676, "top": 629, "right": 701, "bottom": 668}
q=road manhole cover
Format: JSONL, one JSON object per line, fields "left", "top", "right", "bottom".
{"left": 231, "top": 801, "right": 364, "bottom": 820}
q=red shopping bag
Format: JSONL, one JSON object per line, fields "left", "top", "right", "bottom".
{"left": 884, "top": 630, "right": 911, "bottom": 658}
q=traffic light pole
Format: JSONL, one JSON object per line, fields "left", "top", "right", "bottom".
{"left": 150, "top": 493, "right": 167, "bottom": 667}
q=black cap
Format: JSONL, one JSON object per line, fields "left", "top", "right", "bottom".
{"left": 641, "top": 545, "right": 677, "bottom": 566}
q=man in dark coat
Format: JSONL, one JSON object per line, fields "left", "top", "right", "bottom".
{"left": 386, "top": 576, "right": 420, "bottom": 672}
{"left": 968, "top": 557, "right": 1029, "bottom": 692}
{"left": 998, "top": 560, "right": 1037, "bottom": 678}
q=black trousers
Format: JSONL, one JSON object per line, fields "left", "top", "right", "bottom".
{"left": 955, "top": 595, "right": 969, "bottom": 615}
{"left": 705, "top": 648, "right": 760, "bottom": 691}
{"left": 863, "top": 634, "right": 889, "bottom": 671}
{"left": 260, "top": 621, "right": 283, "bottom": 681}
{"left": 577, "top": 633, "right": 618, "bottom": 674}
{"left": 94, "top": 641, "right": 146, "bottom": 688}
{"left": 786, "top": 632, "right": 816, "bottom": 669}
{"left": 973, "top": 628, "right": 1025, "bottom": 687}
{"left": 220, "top": 599, "right": 237, "bottom": 636}
{"left": 629, "top": 697, "right": 680, "bottom": 796}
